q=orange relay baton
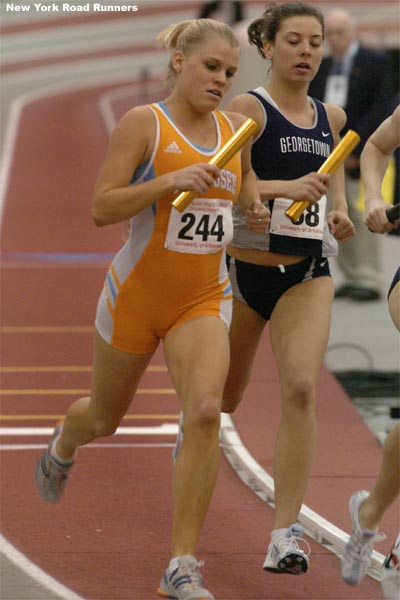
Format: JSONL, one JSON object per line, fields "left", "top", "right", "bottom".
{"left": 284, "top": 130, "right": 361, "bottom": 223}
{"left": 172, "top": 117, "right": 258, "bottom": 213}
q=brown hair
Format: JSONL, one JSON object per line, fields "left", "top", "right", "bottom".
{"left": 248, "top": 2, "right": 324, "bottom": 58}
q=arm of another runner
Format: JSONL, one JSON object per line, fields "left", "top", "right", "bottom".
{"left": 324, "top": 103, "right": 356, "bottom": 242}
{"left": 361, "top": 106, "right": 400, "bottom": 234}
{"left": 225, "top": 110, "right": 270, "bottom": 233}
{"left": 226, "top": 94, "right": 330, "bottom": 203}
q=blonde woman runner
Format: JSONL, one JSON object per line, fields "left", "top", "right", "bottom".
{"left": 34, "top": 18, "right": 269, "bottom": 600}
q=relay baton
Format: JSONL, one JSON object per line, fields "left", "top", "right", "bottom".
{"left": 284, "top": 129, "right": 361, "bottom": 223}
{"left": 369, "top": 203, "right": 400, "bottom": 232}
{"left": 368, "top": 203, "right": 399, "bottom": 232}
{"left": 172, "top": 117, "right": 258, "bottom": 212}
{"left": 386, "top": 203, "right": 400, "bottom": 224}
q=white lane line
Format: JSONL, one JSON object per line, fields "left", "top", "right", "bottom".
{"left": 3, "top": 20, "right": 158, "bottom": 63}
{"left": 98, "top": 78, "right": 165, "bottom": 135}
{"left": 0, "top": 63, "right": 163, "bottom": 223}
{"left": 1, "top": 52, "right": 165, "bottom": 88}
{"left": 0, "top": 424, "right": 178, "bottom": 436}
{"left": 0, "top": 92, "right": 23, "bottom": 224}
{"left": 0, "top": 535, "right": 85, "bottom": 600}
{"left": 220, "top": 413, "right": 385, "bottom": 582}
{"left": 1, "top": 442, "right": 175, "bottom": 450}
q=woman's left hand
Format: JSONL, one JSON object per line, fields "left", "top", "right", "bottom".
{"left": 246, "top": 200, "right": 270, "bottom": 232}
{"left": 327, "top": 211, "right": 355, "bottom": 242}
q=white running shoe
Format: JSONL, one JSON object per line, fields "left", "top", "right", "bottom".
{"left": 263, "top": 524, "right": 310, "bottom": 575}
{"left": 381, "top": 533, "right": 400, "bottom": 600}
{"left": 172, "top": 411, "right": 184, "bottom": 463}
{"left": 35, "top": 424, "right": 73, "bottom": 502}
{"left": 157, "top": 554, "right": 214, "bottom": 599}
{"left": 341, "top": 490, "right": 385, "bottom": 585}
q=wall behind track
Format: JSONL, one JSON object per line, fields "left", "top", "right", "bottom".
{"left": 1, "top": 1, "right": 399, "bottom": 49}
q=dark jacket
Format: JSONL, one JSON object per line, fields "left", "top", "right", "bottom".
{"left": 309, "top": 45, "right": 392, "bottom": 177}
{"left": 199, "top": 1, "right": 244, "bottom": 24}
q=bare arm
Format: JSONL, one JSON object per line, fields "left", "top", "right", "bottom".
{"left": 237, "top": 138, "right": 271, "bottom": 231}
{"left": 324, "top": 103, "right": 355, "bottom": 242}
{"left": 361, "top": 106, "right": 400, "bottom": 233}
{"left": 324, "top": 103, "right": 348, "bottom": 212}
{"left": 224, "top": 110, "right": 270, "bottom": 231}
{"left": 92, "top": 105, "right": 221, "bottom": 227}
{"left": 225, "top": 94, "right": 330, "bottom": 202}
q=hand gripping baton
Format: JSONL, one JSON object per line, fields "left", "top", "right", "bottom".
{"left": 368, "top": 203, "right": 400, "bottom": 232}
{"left": 172, "top": 117, "right": 258, "bottom": 212}
{"left": 284, "top": 129, "right": 361, "bottom": 223}
{"left": 386, "top": 203, "right": 400, "bottom": 224}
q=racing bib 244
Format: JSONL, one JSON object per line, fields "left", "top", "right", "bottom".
{"left": 165, "top": 197, "right": 233, "bottom": 254}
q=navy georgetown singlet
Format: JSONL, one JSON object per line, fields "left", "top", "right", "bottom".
{"left": 230, "top": 88, "right": 339, "bottom": 258}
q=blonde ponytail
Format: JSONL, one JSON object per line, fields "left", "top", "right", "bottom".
{"left": 156, "top": 18, "right": 239, "bottom": 84}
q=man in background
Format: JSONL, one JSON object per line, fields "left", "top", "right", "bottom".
{"left": 198, "top": 1, "right": 244, "bottom": 26}
{"left": 309, "top": 8, "right": 392, "bottom": 301}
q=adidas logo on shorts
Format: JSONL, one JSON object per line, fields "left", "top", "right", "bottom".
{"left": 164, "top": 141, "right": 182, "bottom": 154}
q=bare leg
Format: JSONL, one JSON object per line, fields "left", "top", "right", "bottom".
{"left": 56, "top": 331, "right": 153, "bottom": 460}
{"left": 222, "top": 298, "right": 266, "bottom": 412}
{"left": 358, "top": 423, "right": 400, "bottom": 530}
{"left": 269, "top": 276, "right": 334, "bottom": 529}
{"left": 164, "top": 316, "right": 230, "bottom": 557}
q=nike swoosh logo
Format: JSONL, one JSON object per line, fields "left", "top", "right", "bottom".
{"left": 322, "top": 132, "right": 330, "bottom": 137}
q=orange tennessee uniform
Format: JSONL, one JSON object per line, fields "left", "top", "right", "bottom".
{"left": 95, "top": 102, "right": 242, "bottom": 354}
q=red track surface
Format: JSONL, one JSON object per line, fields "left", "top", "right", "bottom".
{"left": 1, "top": 8, "right": 398, "bottom": 600}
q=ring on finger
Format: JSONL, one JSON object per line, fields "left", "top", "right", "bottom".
{"left": 257, "top": 218, "right": 262, "bottom": 224}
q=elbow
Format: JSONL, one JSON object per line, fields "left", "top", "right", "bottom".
{"left": 92, "top": 215, "right": 106, "bottom": 228}
{"left": 91, "top": 190, "right": 112, "bottom": 227}
{"left": 91, "top": 200, "right": 107, "bottom": 227}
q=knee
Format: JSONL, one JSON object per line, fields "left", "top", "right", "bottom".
{"left": 284, "top": 377, "right": 316, "bottom": 413}
{"left": 185, "top": 397, "right": 221, "bottom": 435}
{"left": 90, "top": 418, "right": 120, "bottom": 439}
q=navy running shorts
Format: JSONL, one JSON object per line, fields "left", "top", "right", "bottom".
{"left": 228, "top": 255, "right": 331, "bottom": 321}
{"left": 388, "top": 266, "right": 400, "bottom": 299}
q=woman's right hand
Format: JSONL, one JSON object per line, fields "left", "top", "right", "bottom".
{"left": 170, "top": 163, "right": 221, "bottom": 195}
{"left": 365, "top": 198, "right": 397, "bottom": 234}
{"left": 284, "top": 172, "right": 330, "bottom": 203}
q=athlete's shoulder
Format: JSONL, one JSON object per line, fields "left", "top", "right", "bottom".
{"left": 322, "top": 103, "right": 347, "bottom": 137}
{"left": 117, "top": 104, "right": 156, "bottom": 129}
{"left": 224, "top": 93, "right": 265, "bottom": 133}
{"left": 108, "top": 104, "right": 157, "bottom": 163}
{"left": 369, "top": 105, "right": 400, "bottom": 154}
{"left": 221, "top": 110, "right": 248, "bottom": 130}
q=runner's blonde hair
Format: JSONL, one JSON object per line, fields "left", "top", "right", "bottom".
{"left": 156, "top": 18, "right": 239, "bottom": 83}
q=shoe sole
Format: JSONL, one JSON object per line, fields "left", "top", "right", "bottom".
{"left": 157, "top": 589, "right": 174, "bottom": 599}
{"left": 157, "top": 590, "right": 211, "bottom": 600}
{"left": 264, "top": 554, "right": 309, "bottom": 575}
{"left": 341, "top": 575, "right": 360, "bottom": 585}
